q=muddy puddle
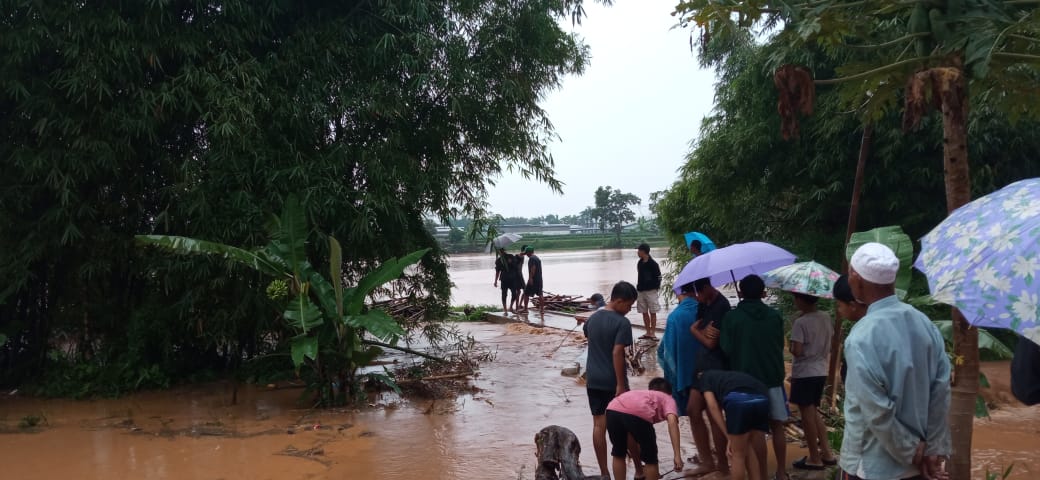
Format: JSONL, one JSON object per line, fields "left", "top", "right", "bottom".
{"left": 1, "top": 322, "right": 1038, "bottom": 479}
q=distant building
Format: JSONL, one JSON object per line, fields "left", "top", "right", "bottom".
{"left": 433, "top": 226, "right": 452, "bottom": 240}
{"left": 498, "top": 224, "right": 571, "bottom": 236}
{"left": 569, "top": 225, "right": 602, "bottom": 235}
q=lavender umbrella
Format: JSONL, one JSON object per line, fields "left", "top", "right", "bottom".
{"left": 673, "top": 241, "right": 796, "bottom": 293}
{"left": 915, "top": 178, "right": 1040, "bottom": 346}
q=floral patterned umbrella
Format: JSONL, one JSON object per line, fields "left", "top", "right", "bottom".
{"left": 761, "top": 261, "right": 840, "bottom": 299}
{"left": 915, "top": 178, "right": 1040, "bottom": 346}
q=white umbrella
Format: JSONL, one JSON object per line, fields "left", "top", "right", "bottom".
{"left": 487, "top": 233, "right": 523, "bottom": 253}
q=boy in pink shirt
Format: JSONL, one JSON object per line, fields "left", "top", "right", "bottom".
{"left": 606, "top": 378, "right": 684, "bottom": 480}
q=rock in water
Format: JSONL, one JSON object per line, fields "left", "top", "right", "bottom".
{"left": 533, "top": 425, "right": 608, "bottom": 480}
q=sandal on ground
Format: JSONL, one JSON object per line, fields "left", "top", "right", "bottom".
{"left": 792, "top": 457, "right": 825, "bottom": 471}
{"left": 822, "top": 457, "right": 838, "bottom": 466}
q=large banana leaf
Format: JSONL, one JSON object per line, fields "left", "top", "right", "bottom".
{"left": 135, "top": 235, "right": 288, "bottom": 278}
{"left": 305, "top": 267, "right": 340, "bottom": 324}
{"left": 846, "top": 225, "right": 913, "bottom": 298}
{"left": 284, "top": 293, "right": 323, "bottom": 333}
{"left": 344, "top": 248, "right": 430, "bottom": 315}
{"left": 345, "top": 309, "right": 406, "bottom": 342}
{"left": 932, "top": 320, "right": 1014, "bottom": 359}
{"left": 268, "top": 195, "right": 309, "bottom": 281}
{"left": 330, "top": 236, "right": 343, "bottom": 317}
{"left": 290, "top": 334, "right": 319, "bottom": 367}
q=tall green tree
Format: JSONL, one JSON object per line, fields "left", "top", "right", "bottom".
{"left": 0, "top": 0, "right": 599, "bottom": 392}
{"left": 672, "top": 0, "right": 1040, "bottom": 476}
{"left": 593, "top": 186, "right": 641, "bottom": 247}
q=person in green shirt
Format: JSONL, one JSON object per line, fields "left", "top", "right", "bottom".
{"left": 721, "top": 274, "right": 788, "bottom": 480}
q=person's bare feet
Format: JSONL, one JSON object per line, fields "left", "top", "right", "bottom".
{"left": 687, "top": 463, "right": 719, "bottom": 477}
{"left": 714, "top": 453, "right": 730, "bottom": 473}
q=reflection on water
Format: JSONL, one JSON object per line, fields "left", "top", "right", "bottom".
{"left": 449, "top": 247, "right": 675, "bottom": 308}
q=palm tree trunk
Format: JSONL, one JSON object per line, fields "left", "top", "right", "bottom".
{"left": 937, "top": 66, "right": 976, "bottom": 480}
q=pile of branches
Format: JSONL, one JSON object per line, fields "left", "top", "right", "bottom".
{"left": 532, "top": 292, "right": 589, "bottom": 314}
{"left": 372, "top": 297, "right": 428, "bottom": 329}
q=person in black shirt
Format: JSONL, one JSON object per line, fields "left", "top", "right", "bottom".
{"left": 699, "top": 369, "right": 770, "bottom": 480}
{"left": 685, "top": 277, "right": 732, "bottom": 475}
{"left": 523, "top": 246, "right": 544, "bottom": 315}
{"left": 493, "top": 248, "right": 516, "bottom": 313}
{"left": 636, "top": 243, "right": 662, "bottom": 340}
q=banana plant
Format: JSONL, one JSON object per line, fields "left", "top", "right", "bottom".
{"left": 932, "top": 319, "right": 1013, "bottom": 418}
{"left": 136, "top": 195, "right": 428, "bottom": 402}
{"left": 846, "top": 225, "right": 914, "bottom": 299}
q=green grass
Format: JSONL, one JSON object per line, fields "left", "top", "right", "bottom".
{"left": 450, "top": 304, "right": 498, "bottom": 321}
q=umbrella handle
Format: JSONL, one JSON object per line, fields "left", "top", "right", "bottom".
{"left": 730, "top": 270, "right": 742, "bottom": 297}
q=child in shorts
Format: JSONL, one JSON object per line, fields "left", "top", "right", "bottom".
{"left": 699, "top": 369, "right": 771, "bottom": 480}
{"left": 605, "top": 378, "right": 684, "bottom": 480}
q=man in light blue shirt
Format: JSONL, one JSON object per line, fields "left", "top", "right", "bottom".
{"left": 843, "top": 243, "right": 951, "bottom": 480}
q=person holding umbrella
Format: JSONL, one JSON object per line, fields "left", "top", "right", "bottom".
{"left": 842, "top": 243, "right": 950, "bottom": 480}
{"left": 656, "top": 281, "right": 717, "bottom": 473}
{"left": 493, "top": 247, "right": 516, "bottom": 313}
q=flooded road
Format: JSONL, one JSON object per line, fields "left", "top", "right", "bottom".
{"left": 448, "top": 247, "right": 676, "bottom": 307}
{"left": 0, "top": 323, "right": 615, "bottom": 479}
{"left": 2, "top": 321, "right": 1037, "bottom": 479}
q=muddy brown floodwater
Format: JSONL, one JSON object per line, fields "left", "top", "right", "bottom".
{"left": 449, "top": 247, "right": 676, "bottom": 307}
{"left": 2, "top": 321, "right": 1038, "bottom": 479}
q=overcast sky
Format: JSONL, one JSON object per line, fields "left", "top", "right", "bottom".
{"left": 485, "top": 0, "right": 717, "bottom": 219}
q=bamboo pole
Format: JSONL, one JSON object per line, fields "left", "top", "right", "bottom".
{"left": 825, "top": 123, "right": 872, "bottom": 409}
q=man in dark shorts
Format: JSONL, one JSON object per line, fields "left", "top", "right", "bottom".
{"left": 492, "top": 248, "right": 515, "bottom": 313}
{"left": 699, "top": 369, "right": 771, "bottom": 480}
{"left": 584, "top": 281, "right": 639, "bottom": 478}
{"left": 522, "top": 246, "right": 543, "bottom": 315}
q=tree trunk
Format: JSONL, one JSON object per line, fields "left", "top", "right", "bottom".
{"left": 938, "top": 66, "right": 976, "bottom": 480}
{"left": 826, "top": 123, "right": 872, "bottom": 409}
{"left": 534, "top": 425, "right": 607, "bottom": 480}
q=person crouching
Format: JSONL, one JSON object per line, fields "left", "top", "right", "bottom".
{"left": 605, "top": 377, "right": 684, "bottom": 480}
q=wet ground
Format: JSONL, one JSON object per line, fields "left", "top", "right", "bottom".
{"left": 2, "top": 321, "right": 1037, "bottom": 479}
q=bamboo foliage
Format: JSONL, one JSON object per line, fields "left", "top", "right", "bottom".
{"left": 0, "top": 0, "right": 596, "bottom": 394}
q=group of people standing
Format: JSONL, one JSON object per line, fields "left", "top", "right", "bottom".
{"left": 493, "top": 245, "right": 543, "bottom": 314}
{"left": 579, "top": 242, "right": 952, "bottom": 480}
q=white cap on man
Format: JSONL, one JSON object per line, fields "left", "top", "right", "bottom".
{"left": 850, "top": 242, "right": 900, "bottom": 284}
